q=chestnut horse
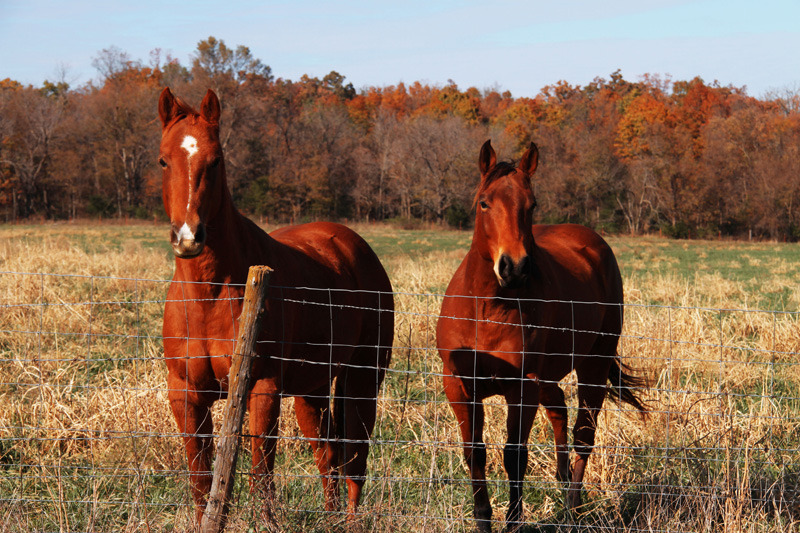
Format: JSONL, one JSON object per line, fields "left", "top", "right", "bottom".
{"left": 437, "top": 140, "right": 645, "bottom": 531}
{"left": 158, "top": 88, "right": 394, "bottom": 525}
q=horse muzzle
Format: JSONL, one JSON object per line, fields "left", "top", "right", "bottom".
{"left": 496, "top": 254, "right": 531, "bottom": 289}
{"left": 170, "top": 222, "right": 206, "bottom": 258}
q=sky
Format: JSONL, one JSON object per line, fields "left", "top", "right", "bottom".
{"left": 1, "top": 0, "right": 799, "bottom": 99}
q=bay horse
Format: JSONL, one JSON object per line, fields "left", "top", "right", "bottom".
{"left": 157, "top": 88, "right": 394, "bottom": 526}
{"left": 436, "top": 140, "right": 645, "bottom": 531}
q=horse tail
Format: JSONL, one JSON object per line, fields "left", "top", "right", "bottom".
{"left": 333, "top": 374, "right": 347, "bottom": 441}
{"left": 606, "top": 357, "right": 648, "bottom": 417}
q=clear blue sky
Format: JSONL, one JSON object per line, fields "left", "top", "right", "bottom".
{"left": 1, "top": 0, "right": 798, "bottom": 98}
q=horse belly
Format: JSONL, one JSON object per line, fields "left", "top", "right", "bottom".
{"left": 277, "top": 329, "right": 365, "bottom": 395}
{"left": 262, "top": 285, "right": 367, "bottom": 380}
{"left": 534, "top": 310, "right": 611, "bottom": 383}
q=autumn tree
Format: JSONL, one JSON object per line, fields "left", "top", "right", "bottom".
{"left": 351, "top": 109, "right": 402, "bottom": 220}
{"left": 614, "top": 89, "right": 672, "bottom": 233}
{"left": 390, "top": 115, "right": 480, "bottom": 222}
{"left": 87, "top": 47, "right": 162, "bottom": 216}
{"left": 4, "top": 48, "right": 800, "bottom": 241}
{"left": 187, "top": 37, "right": 275, "bottom": 198}
{"left": 0, "top": 81, "right": 67, "bottom": 219}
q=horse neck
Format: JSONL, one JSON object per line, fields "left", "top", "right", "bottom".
{"left": 469, "top": 215, "right": 493, "bottom": 263}
{"left": 174, "top": 189, "right": 268, "bottom": 289}
{"left": 466, "top": 225, "right": 502, "bottom": 295}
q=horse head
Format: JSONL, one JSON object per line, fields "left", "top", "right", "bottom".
{"left": 473, "top": 140, "right": 539, "bottom": 289}
{"left": 158, "top": 87, "right": 226, "bottom": 258}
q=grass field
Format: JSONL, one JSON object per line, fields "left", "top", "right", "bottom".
{"left": 1, "top": 221, "right": 800, "bottom": 532}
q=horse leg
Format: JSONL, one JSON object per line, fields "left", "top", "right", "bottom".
{"left": 502, "top": 382, "right": 538, "bottom": 532}
{"left": 168, "top": 380, "right": 215, "bottom": 524}
{"left": 539, "top": 384, "right": 571, "bottom": 495}
{"left": 294, "top": 391, "right": 340, "bottom": 513}
{"left": 334, "top": 354, "right": 385, "bottom": 521}
{"left": 567, "top": 325, "right": 619, "bottom": 511}
{"left": 569, "top": 374, "right": 608, "bottom": 511}
{"left": 443, "top": 373, "right": 491, "bottom": 533}
{"left": 248, "top": 380, "right": 282, "bottom": 524}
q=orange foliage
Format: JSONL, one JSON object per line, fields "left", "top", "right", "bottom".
{"left": 495, "top": 98, "right": 544, "bottom": 149}
{"left": 0, "top": 78, "right": 24, "bottom": 91}
{"left": 480, "top": 89, "right": 514, "bottom": 121}
{"left": 615, "top": 92, "right": 670, "bottom": 160}
{"left": 3, "top": 41, "right": 800, "bottom": 238}
{"left": 101, "top": 67, "right": 162, "bottom": 93}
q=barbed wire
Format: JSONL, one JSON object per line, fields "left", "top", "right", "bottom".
{"left": 1, "top": 271, "right": 798, "bottom": 532}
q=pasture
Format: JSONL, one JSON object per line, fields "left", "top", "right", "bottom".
{"left": 1, "top": 221, "right": 800, "bottom": 532}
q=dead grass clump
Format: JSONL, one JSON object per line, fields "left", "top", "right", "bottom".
{"left": 2, "top": 227, "right": 800, "bottom": 531}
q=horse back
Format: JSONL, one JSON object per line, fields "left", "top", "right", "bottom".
{"left": 531, "top": 224, "right": 622, "bottom": 305}
{"left": 268, "top": 221, "right": 392, "bottom": 294}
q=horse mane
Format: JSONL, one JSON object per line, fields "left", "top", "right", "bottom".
{"left": 168, "top": 94, "right": 200, "bottom": 126}
{"left": 472, "top": 161, "right": 517, "bottom": 209}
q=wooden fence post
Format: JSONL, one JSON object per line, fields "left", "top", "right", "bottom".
{"left": 200, "top": 265, "right": 272, "bottom": 533}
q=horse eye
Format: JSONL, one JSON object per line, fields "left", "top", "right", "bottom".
{"left": 479, "top": 200, "right": 489, "bottom": 210}
{"left": 209, "top": 156, "right": 221, "bottom": 169}
{"left": 158, "top": 158, "right": 167, "bottom": 168}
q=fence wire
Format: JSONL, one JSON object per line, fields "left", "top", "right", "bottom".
{"left": 1, "top": 271, "right": 799, "bottom": 532}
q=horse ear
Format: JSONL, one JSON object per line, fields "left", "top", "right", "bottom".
{"left": 479, "top": 140, "right": 497, "bottom": 177}
{"left": 200, "top": 89, "right": 221, "bottom": 125}
{"left": 519, "top": 142, "right": 539, "bottom": 179}
{"left": 158, "top": 87, "right": 176, "bottom": 127}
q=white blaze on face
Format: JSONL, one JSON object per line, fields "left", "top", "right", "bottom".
{"left": 176, "top": 222, "right": 195, "bottom": 243}
{"left": 493, "top": 249, "right": 504, "bottom": 284}
{"left": 181, "top": 135, "right": 199, "bottom": 211}
{"left": 181, "top": 135, "right": 198, "bottom": 157}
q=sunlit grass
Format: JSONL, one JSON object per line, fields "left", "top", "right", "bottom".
{"left": 1, "top": 222, "right": 800, "bottom": 531}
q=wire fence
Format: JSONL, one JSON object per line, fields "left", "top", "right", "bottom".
{"left": 1, "top": 270, "right": 799, "bottom": 532}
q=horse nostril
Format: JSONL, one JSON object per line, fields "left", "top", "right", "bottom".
{"left": 499, "top": 255, "right": 514, "bottom": 280}
{"left": 195, "top": 223, "right": 206, "bottom": 244}
{"left": 518, "top": 255, "right": 530, "bottom": 276}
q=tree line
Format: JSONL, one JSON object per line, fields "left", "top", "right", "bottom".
{"left": 2, "top": 37, "right": 799, "bottom": 239}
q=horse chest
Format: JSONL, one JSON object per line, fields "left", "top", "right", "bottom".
{"left": 441, "top": 295, "right": 539, "bottom": 357}
{"left": 481, "top": 300, "right": 549, "bottom": 358}
{"left": 163, "top": 285, "right": 241, "bottom": 387}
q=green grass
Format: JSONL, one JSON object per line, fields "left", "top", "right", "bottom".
{"left": 357, "top": 226, "right": 472, "bottom": 259}
{"left": 609, "top": 235, "right": 800, "bottom": 310}
{"left": 5, "top": 221, "right": 800, "bottom": 285}
{"left": 0, "top": 222, "right": 171, "bottom": 253}
{"left": 0, "top": 221, "right": 471, "bottom": 258}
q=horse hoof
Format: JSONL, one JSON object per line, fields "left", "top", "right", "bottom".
{"left": 475, "top": 505, "right": 493, "bottom": 532}
{"left": 567, "top": 491, "right": 582, "bottom": 512}
{"left": 475, "top": 519, "right": 493, "bottom": 533}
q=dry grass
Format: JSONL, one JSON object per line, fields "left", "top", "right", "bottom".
{"left": 1, "top": 223, "right": 799, "bottom": 532}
